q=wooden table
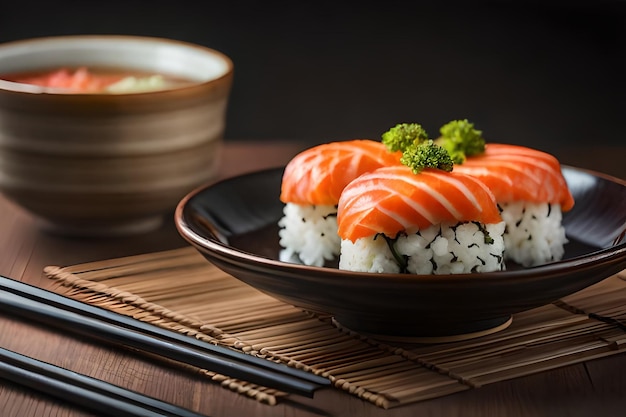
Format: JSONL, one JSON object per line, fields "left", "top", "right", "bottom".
{"left": 0, "top": 140, "right": 624, "bottom": 417}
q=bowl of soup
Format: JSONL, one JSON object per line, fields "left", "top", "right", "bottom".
{"left": 0, "top": 35, "right": 233, "bottom": 236}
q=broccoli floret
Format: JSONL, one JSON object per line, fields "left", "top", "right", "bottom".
{"left": 400, "top": 140, "right": 454, "bottom": 174}
{"left": 382, "top": 123, "right": 429, "bottom": 153}
{"left": 436, "top": 119, "right": 485, "bottom": 164}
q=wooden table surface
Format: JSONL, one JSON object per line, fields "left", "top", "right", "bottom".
{"left": 0, "top": 140, "right": 624, "bottom": 417}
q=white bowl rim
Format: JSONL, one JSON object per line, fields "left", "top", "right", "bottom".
{"left": 0, "top": 35, "right": 233, "bottom": 96}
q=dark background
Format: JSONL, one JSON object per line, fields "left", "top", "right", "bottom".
{"left": 1, "top": 1, "right": 624, "bottom": 155}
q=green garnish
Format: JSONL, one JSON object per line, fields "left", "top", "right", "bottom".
{"left": 381, "top": 122, "right": 455, "bottom": 174}
{"left": 400, "top": 140, "right": 454, "bottom": 174}
{"left": 436, "top": 119, "right": 485, "bottom": 164}
{"left": 381, "top": 123, "right": 429, "bottom": 153}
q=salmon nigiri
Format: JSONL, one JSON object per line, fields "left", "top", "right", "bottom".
{"left": 437, "top": 120, "right": 575, "bottom": 267}
{"left": 280, "top": 139, "right": 402, "bottom": 205}
{"left": 337, "top": 145, "right": 506, "bottom": 275}
{"left": 278, "top": 139, "right": 402, "bottom": 266}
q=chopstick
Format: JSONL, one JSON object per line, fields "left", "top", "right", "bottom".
{"left": 0, "top": 347, "right": 208, "bottom": 417}
{"left": 0, "top": 276, "right": 329, "bottom": 397}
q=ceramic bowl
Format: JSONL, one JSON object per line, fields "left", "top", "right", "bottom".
{"left": 0, "top": 35, "right": 233, "bottom": 236}
{"left": 175, "top": 166, "right": 626, "bottom": 342}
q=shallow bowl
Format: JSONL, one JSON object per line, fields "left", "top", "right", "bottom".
{"left": 175, "top": 166, "right": 626, "bottom": 342}
{"left": 0, "top": 35, "right": 233, "bottom": 236}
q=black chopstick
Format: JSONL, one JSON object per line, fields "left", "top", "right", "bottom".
{"left": 0, "top": 276, "right": 329, "bottom": 397}
{"left": 0, "top": 276, "right": 328, "bottom": 387}
{"left": 0, "top": 346, "right": 208, "bottom": 417}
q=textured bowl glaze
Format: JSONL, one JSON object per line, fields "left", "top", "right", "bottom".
{"left": 175, "top": 166, "right": 626, "bottom": 342}
{"left": 0, "top": 35, "right": 233, "bottom": 236}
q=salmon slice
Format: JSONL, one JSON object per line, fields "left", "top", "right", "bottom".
{"left": 337, "top": 165, "right": 502, "bottom": 242}
{"left": 12, "top": 67, "right": 124, "bottom": 92}
{"left": 453, "top": 144, "right": 574, "bottom": 211}
{"left": 280, "top": 140, "right": 402, "bottom": 206}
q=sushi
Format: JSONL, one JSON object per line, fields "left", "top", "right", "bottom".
{"left": 337, "top": 164, "right": 506, "bottom": 274}
{"left": 437, "top": 120, "right": 575, "bottom": 267}
{"left": 278, "top": 139, "right": 402, "bottom": 266}
{"left": 452, "top": 142, "right": 574, "bottom": 267}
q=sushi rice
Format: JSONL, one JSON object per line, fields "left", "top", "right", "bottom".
{"left": 339, "top": 221, "right": 506, "bottom": 274}
{"left": 500, "top": 201, "right": 568, "bottom": 267}
{"left": 278, "top": 203, "right": 340, "bottom": 266}
{"left": 278, "top": 199, "right": 568, "bottom": 271}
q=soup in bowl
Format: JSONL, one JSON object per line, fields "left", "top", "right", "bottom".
{"left": 2, "top": 66, "right": 193, "bottom": 94}
{"left": 0, "top": 35, "right": 233, "bottom": 236}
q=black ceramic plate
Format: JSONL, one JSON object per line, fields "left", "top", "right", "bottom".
{"left": 175, "top": 166, "right": 626, "bottom": 342}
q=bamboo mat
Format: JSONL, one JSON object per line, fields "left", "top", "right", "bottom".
{"left": 44, "top": 247, "right": 626, "bottom": 409}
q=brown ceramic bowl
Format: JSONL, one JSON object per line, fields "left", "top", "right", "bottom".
{"left": 175, "top": 166, "right": 626, "bottom": 342}
{"left": 0, "top": 35, "right": 233, "bottom": 236}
